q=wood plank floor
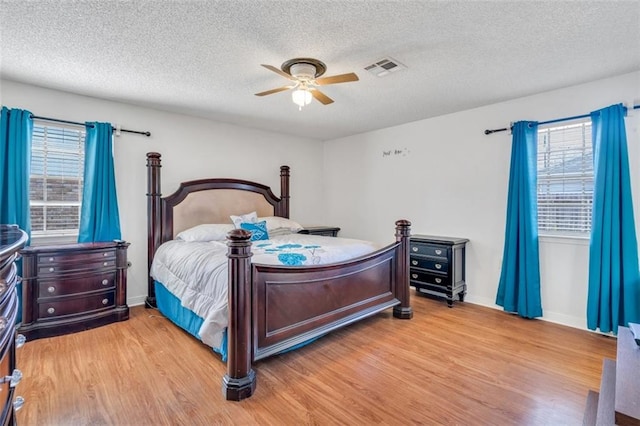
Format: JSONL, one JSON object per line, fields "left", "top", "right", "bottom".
{"left": 15, "top": 292, "right": 615, "bottom": 425}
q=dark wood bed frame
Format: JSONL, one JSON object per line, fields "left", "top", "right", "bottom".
{"left": 146, "top": 152, "right": 412, "bottom": 401}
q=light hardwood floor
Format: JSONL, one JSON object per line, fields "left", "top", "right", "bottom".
{"left": 15, "top": 291, "right": 615, "bottom": 425}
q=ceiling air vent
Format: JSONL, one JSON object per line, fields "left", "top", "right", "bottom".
{"left": 364, "top": 57, "right": 406, "bottom": 77}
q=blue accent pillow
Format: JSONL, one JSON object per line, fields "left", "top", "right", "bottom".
{"left": 240, "top": 220, "right": 269, "bottom": 241}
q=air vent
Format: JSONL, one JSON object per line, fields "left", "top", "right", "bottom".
{"left": 364, "top": 57, "right": 406, "bottom": 77}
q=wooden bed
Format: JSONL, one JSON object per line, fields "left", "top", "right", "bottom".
{"left": 145, "top": 152, "right": 412, "bottom": 401}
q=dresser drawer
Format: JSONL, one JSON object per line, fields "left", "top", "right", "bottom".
{"left": 409, "top": 256, "right": 449, "bottom": 273}
{"left": 410, "top": 243, "right": 448, "bottom": 258}
{"left": 37, "top": 272, "right": 116, "bottom": 298}
{"left": 37, "top": 249, "right": 115, "bottom": 265}
{"left": 38, "top": 291, "right": 115, "bottom": 319}
{"left": 410, "top": 269, "right": 451, "bottom": 287}
{"left": 38, "top": 258, "right": 116, "bottom": 276}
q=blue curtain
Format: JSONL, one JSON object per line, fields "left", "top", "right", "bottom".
{"left": 0, "top": 107, "right": 32, "bottom": 236}
{"left": 1, "top": 107, "right": 33, "bottom": 324}
{"left": 78, "top": 122, "right": 121, "bottom": 242}
{"left": 587, "top": 104, "right": 640, "bottom": 333}
{"left": 496, "top": 121, "right": 543, "bottom": 318}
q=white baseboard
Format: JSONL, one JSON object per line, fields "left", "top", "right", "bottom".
{"left": 127, "top": 295, "right": 148, "bottom": 307}
{"left": 464, "top": 295, "right": 591, "bottom": 333}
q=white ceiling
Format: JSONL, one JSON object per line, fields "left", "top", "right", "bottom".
{"left": 1, "top": 1, "right": 639, "bottom": 141}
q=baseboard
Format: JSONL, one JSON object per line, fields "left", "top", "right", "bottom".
{"left": 127, "top": 295, "right": 148, "bottom": 307}
{"left": 464, "top": 295, "right": 598, "bottom": 334}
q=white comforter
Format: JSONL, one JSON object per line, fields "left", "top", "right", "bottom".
{"left": 150, "top": 233, "right": 381, "bottom": 349}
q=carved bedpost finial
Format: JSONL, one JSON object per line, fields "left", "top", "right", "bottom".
{"left": 223, "top": 228, "right": 256, "bottom": 401}
{"left": 394, "top": 219, "right": 413, "bottom": 320}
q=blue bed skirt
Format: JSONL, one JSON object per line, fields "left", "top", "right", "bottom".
{"left": 154, "top": 281, "right": 320, "bottom": 362}
{"left": 155, "top": 281, "right": 227, "bottom": 360}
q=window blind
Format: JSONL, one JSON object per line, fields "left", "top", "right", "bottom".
{"left": 30, "top": 123, "right": 85, "bottom": 237}
{"left": 537, "top": 121, "right": 593, "bottom": 235}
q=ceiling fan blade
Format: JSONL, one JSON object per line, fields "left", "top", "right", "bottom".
{"left": 255, "top": 86, "right": 293, "bottom": 96}
{"left": 315, "top": 72, "right": 359, "bottom": 85}
{"left": 311, "top": 89, "right": 334, "bottom": 105}
{"left": 261, "top": 64, "right": 295, "bottom": 81}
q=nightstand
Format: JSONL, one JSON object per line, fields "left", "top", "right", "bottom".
{"left": 18, "top": 241, "right": 130, "bottom": 340}
{"left": 298, "top": 226, "right": 341, "bottom": 237}
{"left": 409, "top": 235, "right": 468, "bottom": 308}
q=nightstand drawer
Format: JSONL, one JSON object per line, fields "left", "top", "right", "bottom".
{"left": 410, "top": 270, "right": 451, "bottom": 287}
{"left": 38, "top": 291, "right": 115, "bottom": 319}
{"left": 409, "top": 257, "right": 449, "bottom": 273}
{"left": 37, "top": 272, "right": 116, "bottom": 298}
{"left": 37, "top": 249, "right": 115, "bottom": 265}
{"left": 38, "top": 259, "right": 116, "bottom": 276}
{"left": 410, "top": 243, "right": 448, "bottom": 258}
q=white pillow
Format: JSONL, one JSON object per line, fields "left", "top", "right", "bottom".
{"left": 258, "top": 216, "right": 303, "bottom": 236}
{"left": 230, "top": 211, "right": 258, "bottom": 229}
{"left": 176, "top": 223, "right": 235, "bottom": 242}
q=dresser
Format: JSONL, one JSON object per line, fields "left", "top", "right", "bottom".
{"left": 18, "top": 241, "right": 129, "bottom": 340}
{"left": 409, "top": 235, "right": 468, "bottom": 307}
{"left": 299, "top": 226, "right": 341, "bottom": 237}
{"left": 0, "top": 225, "right": 28, "bottom": 424}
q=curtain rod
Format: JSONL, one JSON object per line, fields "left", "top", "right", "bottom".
{"left": 484, "top": 104, "right": 640, "bottom": 135}
{"left": 30, "top": 114, "right": 151, "bottom": 137}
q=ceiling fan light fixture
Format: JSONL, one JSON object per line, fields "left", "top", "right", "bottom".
{"left": 292, "top": 87, "right": 312, "bottom": 110}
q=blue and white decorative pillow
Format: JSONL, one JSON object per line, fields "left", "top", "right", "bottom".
{"left": 240, "top": 220, "right": 269, "bottom": 241}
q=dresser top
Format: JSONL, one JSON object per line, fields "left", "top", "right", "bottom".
{"left": 411, "top": 235, "right": 469, "bottom": 245}
{"left": 0, "top": 224, "right": 29, "bottom": 257}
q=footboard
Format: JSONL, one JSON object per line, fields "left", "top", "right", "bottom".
{"left": 222, "top": 220, "right": 412, "bottom": 401}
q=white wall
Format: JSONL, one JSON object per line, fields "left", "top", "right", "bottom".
{"left": 1, "top": 80, "right": 325, "bottom": 306}
{"left": 323, "top": 71, "right": 640, "bottom": 330}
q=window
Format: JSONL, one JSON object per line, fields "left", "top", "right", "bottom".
{"left": 30, "top": 122, "right": 85, "bottom": 243}
{"left": 537, "top": 121, "right": 593, "bottom": 236}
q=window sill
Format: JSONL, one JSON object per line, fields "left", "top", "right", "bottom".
{"left": 29, "top": 234, "right": 79, "bottom": 247}
{"left": 539, "top": 234, "right": 590, "bottom": 246}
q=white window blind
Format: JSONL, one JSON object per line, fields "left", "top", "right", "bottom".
{"left": 30, "top": 122, "right": 85, "bottom": 240}
{"left": 537, "top": 121, "right": 593, "bottom": 236}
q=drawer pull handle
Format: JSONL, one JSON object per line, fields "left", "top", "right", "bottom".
{"left": 412, "top": 247, "right": 418, "bottom": 252}
{"left": 435, "top": 249, "right": 442, "bottom": 255}
{"left": 411, "top": 260, "right": 418, "bottom": 266}
{"left": 2, "top": 369, "right": 22, "bottom": 388}
{"left": 15, "top": 334, "right": 26, "bottom": 349}
{"left": 435, "top": 264, "right": 442, "bottom": 269}
{"left": 0, "top": 317, "right": 7, "bottom": 332}
{"left": 102, "top": 298, "right": 109, "bottom": 305}
{"left": 47, "top": 286, "right": 56, "bottom": 294}
{"left": 48, "top": 257, "right": 54, "bottom": 262}
{"left": 47, "top": 307, "right": 55, "bottom": 315}
{"left": 435, "top": 278, "right": 442, "bottom": 284}
{"left": 13, "top": 396, "right": 25, "bottom": 412}
{"left": 103, "top": 262, "right": 108, "bottom": 266}
{"left": 411, "top": 274, "right": 418, "bottom": 279}
{"left": 102, "top": 279, "right": 109, "bottom": 285}
{"left": 103, "top": 252, "right": 108, "bottom": 257}
{"left": 48, "top": 267, "right": 54, "bottom": 272}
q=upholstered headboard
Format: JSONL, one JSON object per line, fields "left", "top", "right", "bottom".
{"left": 145, "top": 152, "right": 290, "bottom": 304}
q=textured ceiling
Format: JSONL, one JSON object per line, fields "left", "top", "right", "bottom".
{"left": 1, "top": 1, "right": 639, "bottom": 140}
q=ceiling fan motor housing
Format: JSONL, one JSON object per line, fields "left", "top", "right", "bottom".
{"left": 289, "top": 63, "right": 317, "bottom": 80}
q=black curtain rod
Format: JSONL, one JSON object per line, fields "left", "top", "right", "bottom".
{"left": 484, "top": 104, "right": 640, "bottom": 135}
{"left": 30, "top": 114, "right": 151, "bottom": 137}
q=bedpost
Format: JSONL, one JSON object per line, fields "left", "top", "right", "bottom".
{"left": 146, "top": 152, "right": 162, "bottom": 308}
{"left": 223, "top": 229, "right": 256, "bottom": 401}
{"left": 393, "top": 219, "right": 413, "bottom": 319}
{"left": 279, "top": 165, "right": 290, "bottom": 218}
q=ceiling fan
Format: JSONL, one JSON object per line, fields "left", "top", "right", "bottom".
{"left": 255, "top": 58, "right": 359, "bottom": 110}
